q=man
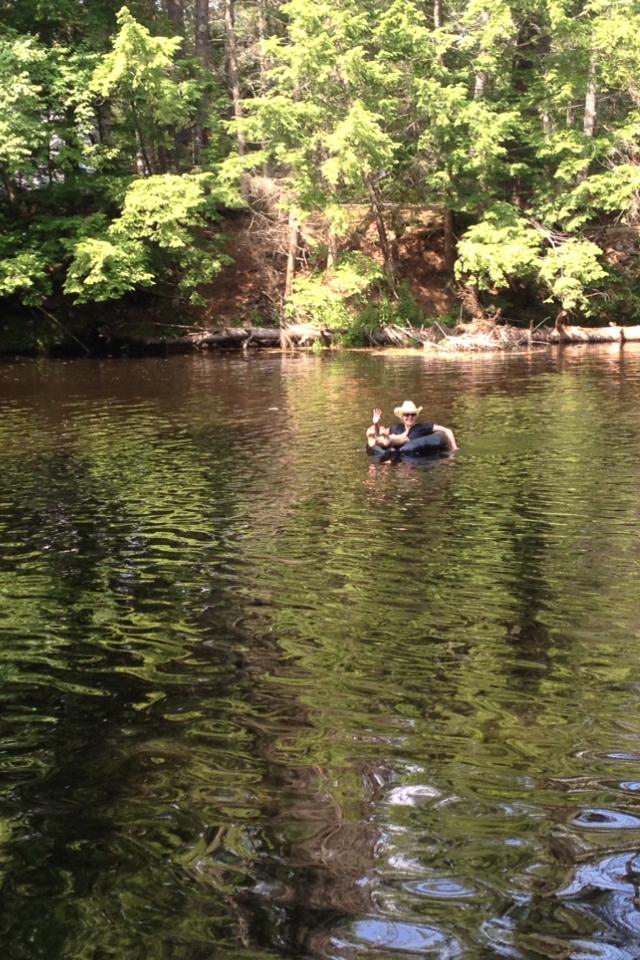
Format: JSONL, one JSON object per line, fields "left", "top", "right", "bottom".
{"left": 366, "top": 400, "right": 458, "bottom": 454}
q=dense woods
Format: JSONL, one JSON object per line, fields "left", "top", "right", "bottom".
{"left": 2, "top": 0, "right": 640, "bottom": 349}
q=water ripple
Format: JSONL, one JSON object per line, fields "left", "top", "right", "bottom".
{"left": 335, "top": 917, "right": 463, "bottom": 957}
{"left": 2, "top": 351, "right": 640, "bottom": 958}
{"left": 571, "top": 809, "right": 640, "bottom": 831}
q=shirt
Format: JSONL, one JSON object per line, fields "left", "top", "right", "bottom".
{"left": 389, "top": 421, "right": 434, "bottom": 440}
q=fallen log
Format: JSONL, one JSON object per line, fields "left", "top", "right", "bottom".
{"left": 109, "top": 325, "right": 284, "bottom": 352}
{"left": 549, "top": 325, "right": 622, "bottom": 343}
{"left": 102, "top": 320, "right": 640, "bottom": 354}
{"left": 107, "top": 322, "right": 337, "bottom": 353}
{"left": 429, "top": 322, "right": 640, "bottom": 352}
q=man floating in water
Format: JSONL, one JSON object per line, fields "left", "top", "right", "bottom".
{"left": 366, "top": 400, "right": 458, "bottom": 458}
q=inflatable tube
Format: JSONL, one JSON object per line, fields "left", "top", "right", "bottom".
{"left": 367, "top": 432, "right": 447, "bottom": 462}
{"left": 399, "top": 433, "right": 446, "bottom": 458}
{"left": 367, "top": 445, "right": 399, "bottom": 462}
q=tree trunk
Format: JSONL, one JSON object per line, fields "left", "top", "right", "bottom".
{"left": 474, "top": 70, "right": 489, "bottom": 99}
{"left": 458, "top": 284, "right": 487, "bottom": 321}
{"left": 443, "top": 207, "right": 456, "bottom": 273}
{"left": 194, "top": 0, "right": 210, "bottom": 66}
{"left": 473, "top": 10, "right": 490, "bottom": 99}
{"left": 161, "top": 1, "right": 190, "bottom": 166}
{"left": 583, "top": 54, "right": 597, "bottom": 138}
{"left": 327, "top": 229, "right": 338, "bottom": 270}
{"left": 433, "top": 0, "right": 445, "bottom": 66}
{"left": 258, "top": 0, "right": 268, "bottom": 94}
{"left": 0, "top": 167, "right": 17, "bottom": 205}
{"left": 284, "top": 210, "right": 299, "bottom": 300}
{"left": 96, "top": 100, "right": 113, "bottom": 148}
{"left": 156, "top": 145, "right": 170, "bottom": 173}
{"left": 366, "top": 176, "right": 396, "bottom": 295}
{"left": 192, "top": 0, "right": 210, "bottom": 161}
{"left": 224, "top": 0, "right": 246, "bottom": 156}
{"left": 130, "top": 98, "right": 153, "bottom": 175}
{"left": 577, "top": 53, "right": 597, "bottom": 182}
{"left": 164, "top": 0, "right": 184, "bottom": 33}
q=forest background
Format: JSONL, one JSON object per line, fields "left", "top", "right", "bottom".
{"left": 1, "top": 0, "right": 640, "bottom": 352}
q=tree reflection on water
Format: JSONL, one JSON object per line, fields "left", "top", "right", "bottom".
{"left": 1, "top": 350, "right": 640, "bottom": 958}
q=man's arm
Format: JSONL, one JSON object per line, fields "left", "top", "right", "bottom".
{"left": 387, "top": 430, "right": 409, "bottom": 446}
{"left": 433, "top": 424, "right": 458, "bottom": 451}
{"left": 367, "top": 408, "right": 391, "bottom": 447}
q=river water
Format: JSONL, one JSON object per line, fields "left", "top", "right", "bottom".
{"left": 1, "top": 346, "right": 640, "bottom": 959}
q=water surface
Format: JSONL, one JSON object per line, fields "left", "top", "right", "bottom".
{"left": 1, "top": 346, "right": 640, "bottom": 959}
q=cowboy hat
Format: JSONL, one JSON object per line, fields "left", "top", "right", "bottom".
{"left": 394, "top": 400, "right": 423, "bottom": 419}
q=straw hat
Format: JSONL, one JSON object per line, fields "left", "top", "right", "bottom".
{"left": 394, "top": 400, "right": 423, "bottom": 419}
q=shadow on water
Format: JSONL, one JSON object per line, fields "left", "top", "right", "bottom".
{"left": 2, "top": 349, "right": 640, "bottom": 958}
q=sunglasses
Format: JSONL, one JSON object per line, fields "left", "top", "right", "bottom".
{"left": 403, "top": 412, "right": 417, "bottom": 418}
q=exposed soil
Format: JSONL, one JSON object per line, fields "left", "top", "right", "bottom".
{"left": 395, "top": 222, "right": 456, "bottom": 317}
{"left": 198, "top": 214, "right": 286, "bottom": 326}
{"left": 197, "top": 206, "right": 456, "bottom": 327}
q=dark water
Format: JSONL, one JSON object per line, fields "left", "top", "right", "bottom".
{"left": 2, "top": 346, "right": 640, "bottom": 959}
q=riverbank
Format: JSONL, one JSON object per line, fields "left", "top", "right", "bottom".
{"left": 4, "top": 310, "right": 640, "bottom": 358}
{"left": 3, "top": 207, "right": 640, "bottom": 359}
{"left": 90, "top": 318, "right": 640, "bottom": 356}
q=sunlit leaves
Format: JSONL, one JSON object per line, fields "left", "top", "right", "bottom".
{"left": 456, "top": 203, "right": 542, "bottom": 289}
{"left": 0, "top": 34, "right": 48, "bottom": 178}
{"left": 65, "top": 173, "right": 230, "bottom": 303}
{"left": 112, "top": 174, "right": 209, "bottom": 249}
{"left": 1, "top": 0, "right": 640, "bottom": 325}
{"left": 456, "top": 202, "right": 606, "bottom": 314}
{"left": 91, "top": 6, "right": 183, "bottom": 107}
{"left": 539, "top": 238, "right": 606, "bottom": 312}
{"left": 323, "top": 102, "right": 396, "bottom": 187}
{"left": 90, "top": 5, "right": 199, "bottom": 173}
{"left": 286, "top": 252, "right": 383, "bottom": 326}
{"left": 63, "top": 236, "right": 153, "bottom": 302}
{"left": 0, "top": 250, "right": 51, "bottom": 304}
{"left": 373, "top": 0, "right": 432, "bottom": 64}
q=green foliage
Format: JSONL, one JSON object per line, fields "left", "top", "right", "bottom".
{"left": 416, "top": 80, "right": 520, "bottom": 208}
{"left": 456, "top": 204, "right": 542, "bottom": 290}
{"left": 556, "top": 163, "right": 640, "bottom": 230}
{"left": 91, "top": 6, "right": 187, "bottom": 123}
{"left": 112, "top": 173, "right": 208, "bottom": 248}
{"left": 245, "top": 0, "right": 403, "bottom": 213}
{"left": 589, "top": 262, "right": 640, "bottom": 325}
{"left": 0, "top": 250, "right": 51, "bottom": 304}
{"left": 344, "top": 282, "right": 427, "bottom": 344}
{"left": 287, "top": 260, "right": 426, "bottom": 346}
{"left": 286, "top": 276, "right": 351, "bottom": 329}
{"left": 457, "top": 203, "right": 607, "bottom": 316}
{"left": 3, "top": 0, "right": 640, "bottom": 337}
{"left": 539, "top": 238, "right": 607, "bottom": 313}
{"left": 65, "top": 174, "right": 231, "bottom": 303}
{"left": 395, "top": 281, "right": 427, "bottom": 326}
{"left": 323, "top": 101, "right": 397, "bottom": 188}
{"left": 286, "top": 252, "right": 383, "bottom": 332}
{"left": 64, "top": 237, "right": 153, "bottom": 302}
{"left": 89, "top": 6, "right": 200, "bottom": 174}
{"left": 330, "top": 252, "right": 384, "bottom": 293}
{"left": 0, "top": 34, "right": 48, "bottom": 179}
{"left": 337, "top": 308, "right": 382, "bottom": 345}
